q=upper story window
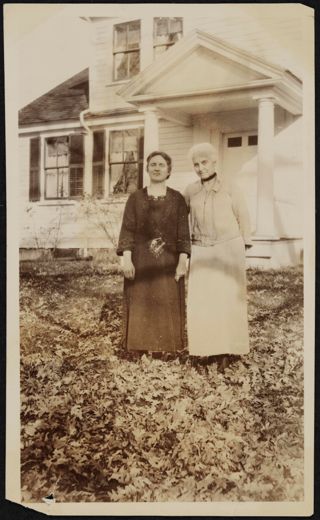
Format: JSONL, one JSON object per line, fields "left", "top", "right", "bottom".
{"left": 153, "top": 17, "right": 183, "bottom": 57}
{"left": 113, "top": 20, "right": 141, "bottom": 81}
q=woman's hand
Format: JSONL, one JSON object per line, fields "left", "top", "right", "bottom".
{"left": 123, "top": 251, "right": 135, "bottom": 280}
{"left": 175, "top": 253, "right": 188, "bottom": 282}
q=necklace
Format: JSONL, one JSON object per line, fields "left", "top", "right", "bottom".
{"left": 201, "top": 172, "right": 217, "bottom": 184}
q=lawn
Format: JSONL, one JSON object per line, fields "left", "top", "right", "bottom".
{"left": 20, "top": 260, "right": 304, "bottom": 502}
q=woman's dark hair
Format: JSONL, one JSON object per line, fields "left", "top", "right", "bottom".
{"left": 146, "top": 151, "right": 172, "bottom": 177}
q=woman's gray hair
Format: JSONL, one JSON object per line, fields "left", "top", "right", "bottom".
{"left": 188, "top": 143, "right": 218, "bottom": 163}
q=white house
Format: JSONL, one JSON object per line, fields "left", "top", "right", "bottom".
{"left": 18, "top": 4, "right": 310, "bottom": 267}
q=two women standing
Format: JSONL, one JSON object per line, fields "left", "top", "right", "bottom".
{"left": 117, "top": 144, "right": 251, "bottom": 368}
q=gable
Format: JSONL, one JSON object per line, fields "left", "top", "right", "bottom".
{"left": 140, "top": 46, "right": 268, "bottom": 96}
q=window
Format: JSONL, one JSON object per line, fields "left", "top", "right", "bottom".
{"left": 228, "top": 137, "right": 242, "bottom": 148}
{"left": 29, "top": 137, "right": 41, "bottom": 201}
{"left": 109, "top": 129, "right": 144, "bottom": 195}
{"left": 153, "top": 17, "right": 183, "bottom": 57}
{"left": 92, "top": 131, "right": 105, "bottom": 198}
{"left": 44, "top": 135, "right": 84, "bottom": 199}
{"left": 113, "top": 20, "right": 140, "bottom": 81}
{"left": 248, "top": 135, "right": 258, "bottom": 146}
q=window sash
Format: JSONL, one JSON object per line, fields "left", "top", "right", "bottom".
{"left": 113, "top": 20, "right": 141, "bottom": 81}
{"left": 44, "top": 135, "right": 84, "bottom": 199}
{"left": 109, "top": 129, "right": 143, "bottom": 195}
{"left": 153, "top": 17, "right": 183, "bottom": 50}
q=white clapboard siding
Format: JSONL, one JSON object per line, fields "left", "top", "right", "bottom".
{"left": 159, "top": 121, "right": 193, "bottom": 171}
{"left": 89, "top": 7, "right": 306, "bottom": 108}
{"left": 183, "top": 11, "right": 303, "bottom": 77}
{"left": 20, "top": 201, "right": 122, "bottom": 249}
{"left": 159, "top": 120, "right": 197, "bottom": 192}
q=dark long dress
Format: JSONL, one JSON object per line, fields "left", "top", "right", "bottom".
{"left": 117, "top": 187, "right": 191, "bottom": 352}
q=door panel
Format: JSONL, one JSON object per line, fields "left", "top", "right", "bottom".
{"left": 222, "top": 132, "right": 258, "bottom": 230}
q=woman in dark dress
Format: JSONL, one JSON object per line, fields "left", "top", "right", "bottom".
{"left": 117, "top": 151, "right": 191, "bottom": 353}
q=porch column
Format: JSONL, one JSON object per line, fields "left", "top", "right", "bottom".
{"left": 256, "top": 97, "right": 275, "bottom": 237}
{"left": 140, "top": 107, "right": 159, "bottom": 185}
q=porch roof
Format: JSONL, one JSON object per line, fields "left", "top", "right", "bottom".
{"left": 118, "top": 29, "right": 302, "bottom": 117}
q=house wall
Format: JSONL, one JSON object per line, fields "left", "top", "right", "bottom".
{"left": 18, "top": 5, "right": 308, "bottom": 264}
{"left": 19, "top": 109, "right": 302, "bottom": 250}
{"left": 89, "top": 5, "right": 305, "bottom": 112}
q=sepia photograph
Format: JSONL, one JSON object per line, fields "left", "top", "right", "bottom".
{"left": 5, "top": 2, "right": 314, "bottom": 516}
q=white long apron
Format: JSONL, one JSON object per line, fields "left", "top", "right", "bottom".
{"left": 187, "top": 236, "right": 250, "bottom": 356}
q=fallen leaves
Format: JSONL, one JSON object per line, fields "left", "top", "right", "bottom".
{"left": 20, "top": 262, "right": 304, "bottom": 502}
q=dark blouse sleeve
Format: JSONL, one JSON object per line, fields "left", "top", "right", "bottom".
{"left": 116, "top": 193, "right": 137, "bottom": 256}
{"left": 176, "top": 193, "right": 191, "bottom": 257}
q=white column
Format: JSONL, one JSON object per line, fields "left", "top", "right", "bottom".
{"left": 256, "top": 97, "right": 275, "bottom": 237}
{"left": 83, "top": 132, "right": 93, "bottom": 196}
{"left": 141, "top": 107, "right": 159, "bottom": 185}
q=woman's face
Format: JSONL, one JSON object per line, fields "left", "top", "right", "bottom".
{"left": 147, "top": 155, "right": 169, "bottom": 183}
{"left": 192, "top": 154, "right": 216, "bottom": 180}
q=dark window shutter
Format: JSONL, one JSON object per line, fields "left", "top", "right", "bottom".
{"left": 29, "top": 137, "right": 40, "bottom": 201}
{"left": 138, "top": 130, "right": 144, "bottom": 188}
{"left": 92, "top": 131, "right": 105, "bottom": 198}
{"left": 69, "top": 134, "right": 84, "bottom": 197}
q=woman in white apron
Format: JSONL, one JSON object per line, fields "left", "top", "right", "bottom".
{"left": 185, "top": 143, "right": 252, "bottom": 372}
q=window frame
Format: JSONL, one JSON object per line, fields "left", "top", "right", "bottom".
{"left": 43, "top": 135, "right": 84, "bottom": 201}
{"left": 113, "top": 20, "right": 141, "bottom": 82}
{"left": 153, "top": 17, "right": 183, "bottom": 56}
{"left": 108, "top": 128, "right": 144, "bottom": 196}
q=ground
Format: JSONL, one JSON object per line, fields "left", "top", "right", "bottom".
{"left": 20, "top": 260, "right": 304, "bottom": 502}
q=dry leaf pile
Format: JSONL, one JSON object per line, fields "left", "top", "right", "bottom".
{"left": 20, "top": 261, "right": 303, "bottom": 502}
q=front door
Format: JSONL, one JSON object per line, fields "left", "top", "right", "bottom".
{"left": 222, "top": 131, "right": 258, "bottom": 227}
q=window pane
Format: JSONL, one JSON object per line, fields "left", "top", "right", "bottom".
{"left": 111, "top": 163, "right": 139, "bottom": 194}
{"left": 57, "top": 137, "right": 68, "bottom": 156}
{"left": 70, "top": 167, "right": 83, "bottom": 197}
{"left": 93, "top": 131, "right": 105, "bottom": 162}
{"left": 248, "top": 135, "right": 258, "bottom": 146}
{"left": 58, "top": 169, "right": 69, "bottom": 198}
{"left": 114, "top": 52, "right": 128, "bottom": 80}
{"left": 110, "top": 131, "right": 123, "bottom": 162}
{"left": 92, "top": 164, "right": 105, "bottom": 198}
{"left": 46, "top": 138, "right": 57, "bottom": 167}
{"left": 69, "top": 134, "right": 84, "bottom": 165}
{"left": 155, "top": 18, "right": 169, "bottom": 37}
{"left": 57, "top": 148, "right": 68, "bottom": 167}
{"left": 228, "top": 137, "right": 242, "bottom": 147}
{"left": 114, "top": 23, "right": 127, "bottom": 52}
{"left": 124, "top": 163, "right": 139, "bottom": 193}
{"left": 168, "top": 31, "right": 182, "bottom": 44}
{"left": 129, "top": 51, "right": 140, "bottom": 76}
{"left": 169, "top": 17, "right": 183, "bottom": 34}
{"left": 111, "top": 164, "right": 125, "bottom": 194}
{"left": 123, "top": 130, "right": 138, "bottom": 153}
{"left": 128, "top": 21, "right": 140, "bottom": 50}
{"left": 45, "top": 169, "right": 58, "bottom": 198}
